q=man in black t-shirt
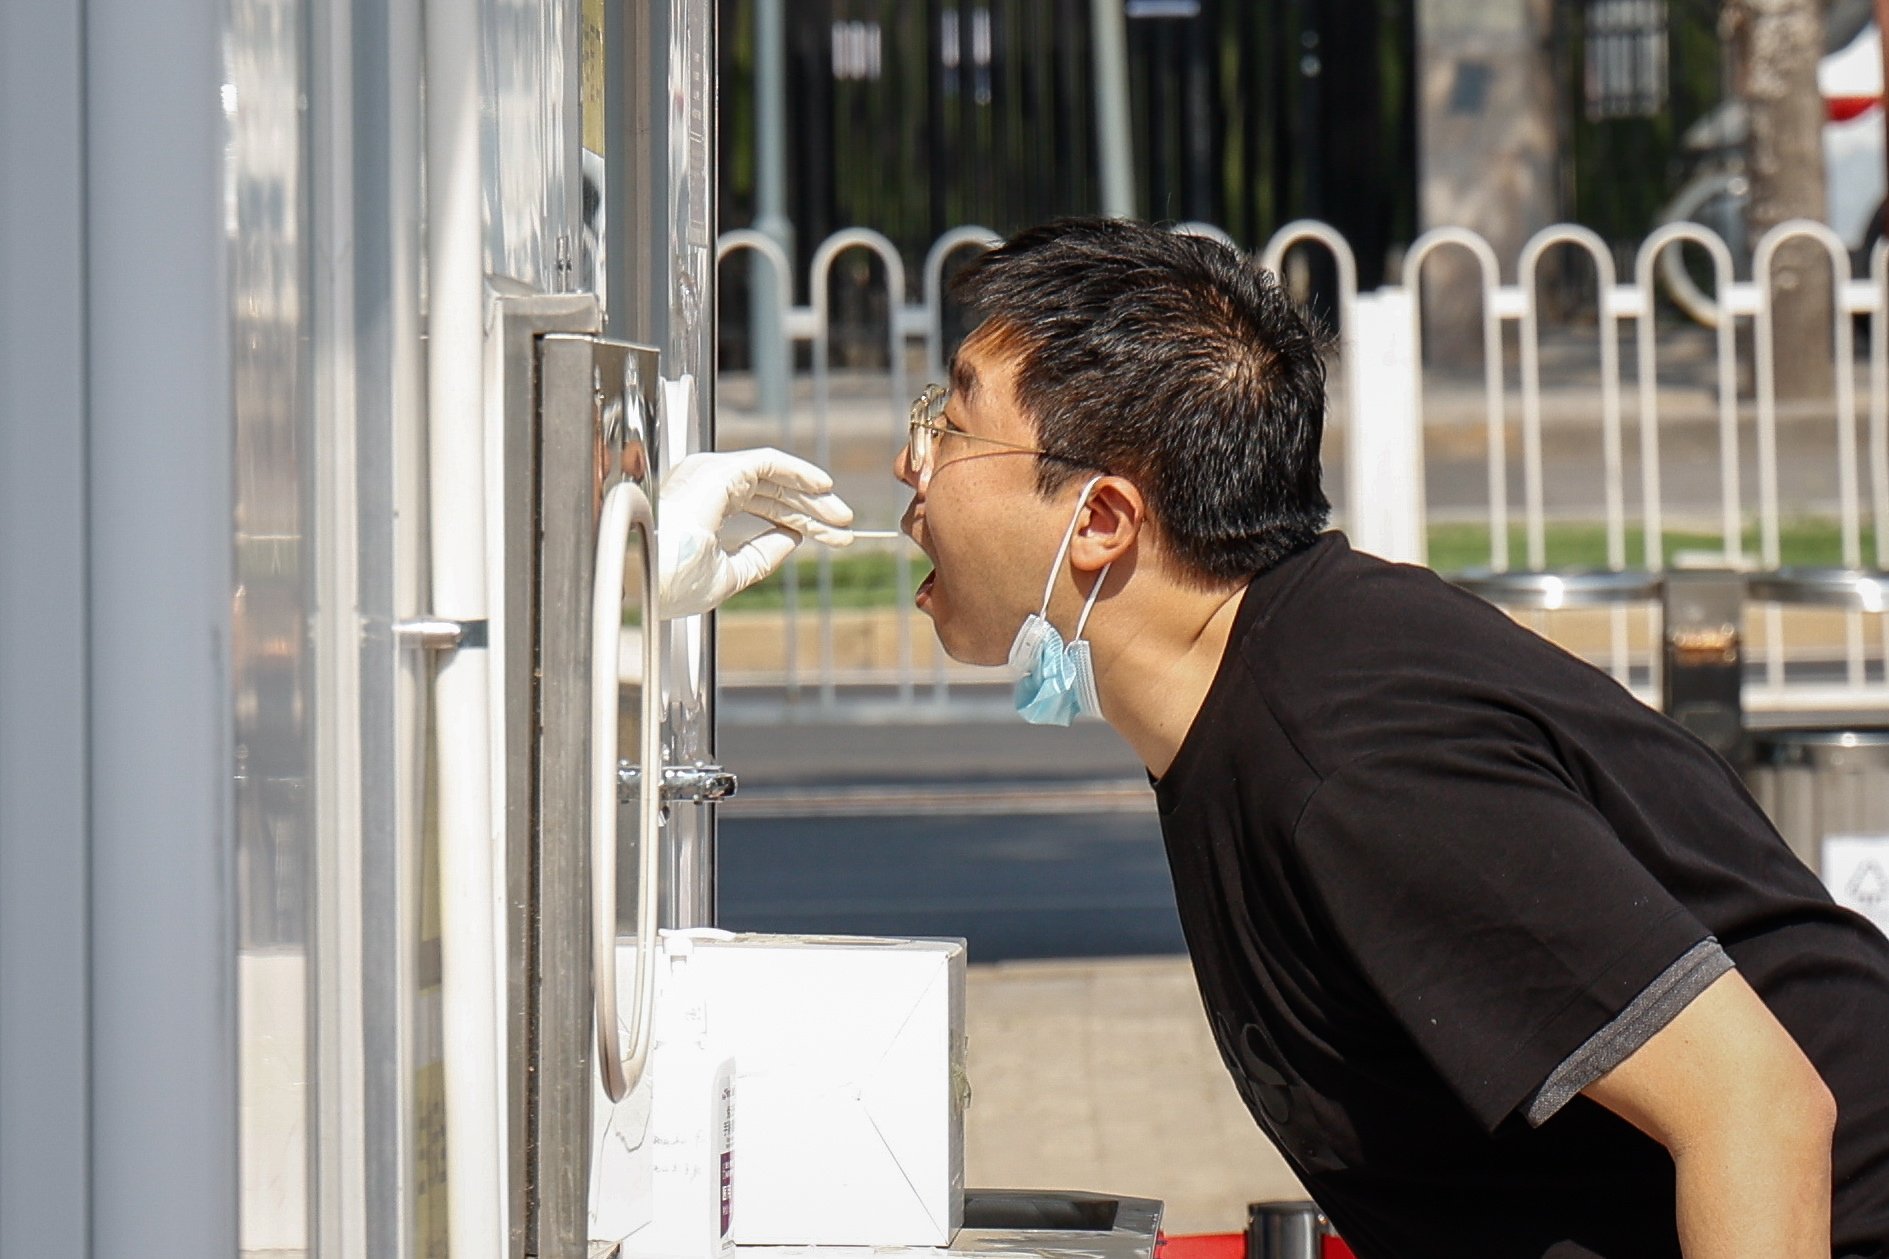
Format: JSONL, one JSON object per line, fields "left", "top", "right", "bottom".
{"left": 894, "top": 218, "right": 1889, "bottom": 1259}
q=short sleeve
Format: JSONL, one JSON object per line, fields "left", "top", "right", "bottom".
{"left": 1290, "top": 739, "right": 1711, "bottom": 1133}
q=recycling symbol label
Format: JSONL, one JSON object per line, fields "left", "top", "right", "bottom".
{"left": 1822, "top": 836, "right": 1889, "bottom": 938}
{"left": 1849, "top": 861, "right": 1889, "bottom": 907}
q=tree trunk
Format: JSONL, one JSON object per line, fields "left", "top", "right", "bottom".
{"left": 1726, "top": 0, "right": 1832, "bottom": 401}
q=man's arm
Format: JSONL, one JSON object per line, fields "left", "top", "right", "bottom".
{"left": 1581, "top": 968, "right": 1837, "bottom": 1259}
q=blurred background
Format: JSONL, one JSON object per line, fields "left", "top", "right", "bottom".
{"left": 696, "top": 0, "right": 1889, "bottom": 1225}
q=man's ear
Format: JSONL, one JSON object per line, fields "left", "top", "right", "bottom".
{"left": 1070, "top": 477, "right": 1144, "bottom": 572}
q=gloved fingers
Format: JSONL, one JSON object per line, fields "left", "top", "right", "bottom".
{"left": 719, "top": 526, "right": 803, "bottom": 598}
{"left": 719, "top": 447, "right": 837, "bottom": 497}
{"left": 659, "top": 447, "right": 842, "bottom": 537}
{"left": 658, "top": 452, "right": 752, "bottom": 530}
{"left": 747, "top": 483, "right": 856, "bottom": 546}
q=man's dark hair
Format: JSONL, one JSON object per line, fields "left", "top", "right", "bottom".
{"left": 949, "top": 217, "right": 1332, "bottom": 582}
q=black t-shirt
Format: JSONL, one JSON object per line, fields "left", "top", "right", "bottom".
{"left": 1153, "top": 533, "right": 1889, "bottom": 1259}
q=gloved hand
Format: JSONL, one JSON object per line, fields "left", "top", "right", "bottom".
{"left": 656, "top": 447, "right": 855, "bottom": 619}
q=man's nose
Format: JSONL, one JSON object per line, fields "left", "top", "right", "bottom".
{"left": 893, "top": 443, "right": 920, "bottom": 489}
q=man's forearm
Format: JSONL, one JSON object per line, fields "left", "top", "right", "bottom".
{"left": 1580, "top": 970, "right": 1838, "bottom": 1258}
{"left": 1671, "top": 1122, "right": 1833, "bottom": 1259}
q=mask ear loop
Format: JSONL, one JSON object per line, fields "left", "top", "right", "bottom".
{"left": 1067, "top": 557, "right": 1114, "bottom": 718}
{"left": 1071, "top": 559, "right": 1113, "bottom": 642}
{"left": 1062, "top": 481, "right": 1114, "bottom": 719}
{"left": 1038, "top": 474, "right": 1108, "bottom": 617}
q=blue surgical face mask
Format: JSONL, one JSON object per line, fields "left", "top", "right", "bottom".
{"left": 1008, "top": 476, "right": 1114, "bottom": 726}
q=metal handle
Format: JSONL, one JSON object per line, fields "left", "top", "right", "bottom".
{"left": 591, "top": 480, "right": 663, "bottom": 1102}
{"left": 392, "top": 616, "right": 487, "bottom": 649}
{"left": 616, "top": 762, "right": 738, "bottom": 804}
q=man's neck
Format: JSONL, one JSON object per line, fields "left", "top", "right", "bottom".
{"left": 1089, "top": 575, "right": 1250, "bottom": 779}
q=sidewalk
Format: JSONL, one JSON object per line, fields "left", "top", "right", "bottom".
{"left": 715, "top": 359, "right": 1874, "bottom": 534}
{"left": 963, "top": 956, "right": 1305, "bottom": 1236}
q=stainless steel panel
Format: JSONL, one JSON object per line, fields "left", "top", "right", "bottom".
{"left": 493, "top": 294, "right": 603, "bottom": 1258}
{"left": 535, "top": 327, "right": 594, "bottom": 1259}
{"left": 493, "top": 294, "right": 662, "bottom": 1257}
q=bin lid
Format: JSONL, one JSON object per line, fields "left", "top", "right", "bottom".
{"left": 1751, "top": 728, "right": 1889, "bottom": 748}
{"left": 1450, "top": 568, "right": 1662, "bottom": 610}
{"left": 1751, "top": 727, "right": 1889, "bottom": 769}
{"left": 1746, "top": 568, "right": 1889, "bottom": 611}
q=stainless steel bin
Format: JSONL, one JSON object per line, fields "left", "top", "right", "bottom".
{"left": 1745, "top": 729, "right": 1889, "bottom": 876}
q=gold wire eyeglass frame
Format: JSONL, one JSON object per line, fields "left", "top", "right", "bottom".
{"left": 905, "top": 383, "right": 1077, "bottom": 478}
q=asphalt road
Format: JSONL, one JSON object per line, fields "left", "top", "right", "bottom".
{"left": 715, "top": 715, "right": 1187, "bottom": 962}
{"left": 718, "top": 808, "right": 1184, "bottom": 962}
{"left": 710, "top": 664, "right": 1881, "bottom": 961}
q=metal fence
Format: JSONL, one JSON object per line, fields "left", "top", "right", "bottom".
{"left": 714, "top": 221, "right": 1889, "bottom": 723}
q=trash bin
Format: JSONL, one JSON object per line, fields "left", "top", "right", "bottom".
{"left": 1452, "top": 569, "right": 1752, "bottom": 758}
{"left": 1746, "top": 729, "right": 1889, "bottom": 933}
{"left": 1245, "top": 1201, "right": 1351, "bottom": 1259}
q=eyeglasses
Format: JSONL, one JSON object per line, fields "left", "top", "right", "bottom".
{"left": 906, "top": 384, "right": 1086, "bottom": 479}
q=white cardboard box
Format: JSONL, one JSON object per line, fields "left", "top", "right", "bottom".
{"left": 680, "top": 933, "right": 967, "bottom": 1247}
{"left": 589, "top": 1070, "right": 655, "bottom": 1245}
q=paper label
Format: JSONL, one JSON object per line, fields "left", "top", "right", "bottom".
{"left": 1823, "top": 834, "right": 1889, "bottom": 936}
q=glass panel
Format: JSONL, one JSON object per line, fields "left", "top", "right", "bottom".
{"left": 481, "top": 0, "right": 580, "bottom": 288}
{"left": 227, "top": 0, "right": 315, "bottom": 1253}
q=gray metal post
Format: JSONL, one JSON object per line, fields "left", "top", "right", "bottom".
{"left": 1, "top": 3, "right": 91, "bottom": 1254}
{"left": 1091, "top": 0, "right": 1136, "bottom": 218}
{"left": 85, "top": 0, "right": 240, "bottom": 1240}
{"left": 752, "top": 0, "right": 792, "bottom": 414}
{"left": 1, "top": 0, "right": 239, "bottom": 1254}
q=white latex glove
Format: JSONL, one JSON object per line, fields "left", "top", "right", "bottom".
{"left": 656, "top": 447, "right": 855, "bottom": 619}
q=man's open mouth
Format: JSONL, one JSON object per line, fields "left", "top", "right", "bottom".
{"left": 915, "top": 567, "right": 936, "bottom": 609}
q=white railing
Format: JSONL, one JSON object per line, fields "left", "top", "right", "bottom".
{"left": 715, "top": 220, "right": 1889, "bottom": 722}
